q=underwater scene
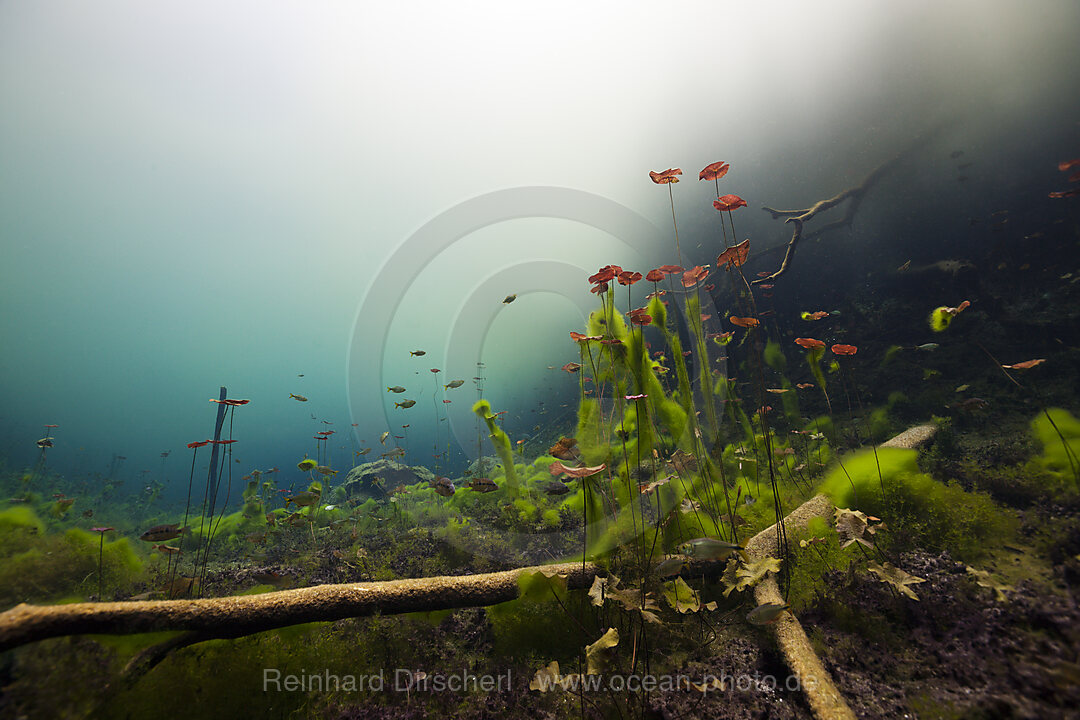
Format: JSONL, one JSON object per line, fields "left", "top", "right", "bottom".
{"left": 2, "top": 2, "right": 1080, "bottom": 719}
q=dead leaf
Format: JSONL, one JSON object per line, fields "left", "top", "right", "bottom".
{"left": 588, "top": 574, "right": 613, "bottom": 607}
{"left": 589, "top": 574, "right": 663, "bottom": 623}
{"left": 836, "top": 508, "right": 875, "bottom": 549}
{"left": 965, "top": 566, "right": 1012, "bottom": 602}
{"left": 529, "top": 661, "right": 561, "bottom": 692}
{"left": 585, "top": 628, "right": 619, "bottom": 674}
{"left": 868, "top": 561, "right": 927, "bottom": 600}
{"left": 662, "top": 577, "right": 717, "bottom": 613}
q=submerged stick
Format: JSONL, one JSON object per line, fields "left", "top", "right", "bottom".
{"left": 739, "top": 423, "right": 938, "bottom": 720}
{"left": 0, "top": 562, "right": 602, "bottom": 653}
{"left": 752, "top": 127, "right": 940, "bottom": 285}
{"left": 744, "top": 494, "right": 856, "bottom": 720}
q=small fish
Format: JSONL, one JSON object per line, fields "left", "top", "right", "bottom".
{"left": 36, "top": 437, "right": 54, "bottom": 448}
{"left": 432, "top": 477, "right": 456, "bottom": 497}
{"left": 897, "top": 260, "right": 911, "bottom": 272}
{"left": 679, "top": 537, "right": 745, "bottom": 562}
{"left": 285, "top": 512, "right": 312, "bottom": 526}
{"left": 747, "top": 602, "right": 790, "bottom": 625}
{"left": 380, "top": 431, "right": 390, "bottom": 444}
{"left": 468, "top": 477, "right": 498, "bottom": 493}
{"left": 315, "top": 466, "right": 337, "bottom": 476}
{"left": 955, "top": 384, "right": 970, "bottom": 392}
{"left": 252, "top": 571, "right": 293, "bottom": 589}
{"left": 395, "top": 400, "right": 416, "bottom": 409}
{"left": 387, "top": 386, "right": 407, "bottom": 393}
{"left": 503, "top": 294, "right": 517, "bottom": 304}
{"left": 796, "top": 383, "right": 815, "bottom": 389}
{"left": 444, "top": 380, "right": 464, "bottom": 389}
{"left": 720, "top": 512, "right": 749, "bottom": 527}
{"left": 359, "top": 448, "right": 372, "bottom": 455}
{"left": 152, "top": 543, "right": 182, "bottom": 554}
{"left": 543, "top": 481, "right": 570, "bottom": 496}
{"left": 51, "top": 497, "right": 75, "bottom": 516}
{"left": 297, "top": 374, "right": 304, "bottom": 377}
{"left": 914, "top": 343, "right": 939, "bottom": 351}
{"left": 140, "top": 524, "right": 188, "bottom": 542}
{"left": 654, "top": 555, "right": 686, "bottom": 578}
{"left": 285, "top": 491, "right": 321, "bottom": 507}
{"left": 289, "top": 393, "right": 308, "bottom": 402}
{"left": 410, "top": 350, "right": 426, "bottom": 356}
{"left": 951, "top": 397, "right": 989, "bottom": 411}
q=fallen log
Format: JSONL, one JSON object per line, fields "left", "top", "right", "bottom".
{"left": 0, "top": 560, "right": 602, "bottom": 654}
{"left": 746, "top": 494, "right": 855, "bottom": 720}
{"left": 740, "top": 423, "right": 937, "bottom": 720}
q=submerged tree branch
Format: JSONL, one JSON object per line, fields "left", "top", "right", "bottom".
{"left": 752, "top": 127, "right": 940, "bottom": 285}
{"left": 0, "top": 561, "right": 603, "bottom": 654}
{"left": 746, "top": 493, "right": 856, "bottom": 720}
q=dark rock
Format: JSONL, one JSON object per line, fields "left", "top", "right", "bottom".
{"left": 342, "top": 460, "right": 436, "bottom": 500}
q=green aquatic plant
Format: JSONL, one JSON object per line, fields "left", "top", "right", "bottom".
{"left": 867, "top": 408, "right": 892, "bottom": 443}
{"left": 763, "top": 339, "right": 787, "bottom": 373}
{"left": 1031, "top": 407, "right": 1080, "bottom": 487}
{"left": 819, "top": 447, "right": 918, "bottom": 509}
{"left": 0, "top": 523, "right": 143, "bottom": 606}
{"left": 0, "top": 505, "right": 45, "bottom": 535}
{"left": 91, "top": 526, "right": 115, "bottom": 600}
{"left": 795, "top": 337, "right": 831, "bottom": 412}
{"left": 472, "top": 399, "right": 519, "bottom": 497}
{"left": 928, "top": 299, "right": 970, "bottom": 332}
{"left": 818, "top": 447, "right": 1014, "bottom": 561}
{"left": 928, "top": 307, "right": 953, "bottom": 332}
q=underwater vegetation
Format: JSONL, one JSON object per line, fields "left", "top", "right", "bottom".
{"left": 3, "top": 157, "right": 1080, "bottom": 720}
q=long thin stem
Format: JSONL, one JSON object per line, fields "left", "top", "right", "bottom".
{"left": 668, "top": 183, "right": 683, "bottom": 271}
{"left": 98, "top": 534, "right": 105, "bottom": 600}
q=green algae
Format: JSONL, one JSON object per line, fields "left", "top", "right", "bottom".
{"left": 473, "top": 399, "right": 520, "bottom": 497}
{"left": 1031, "top": 407, "right": 1080, "bottom": 486}
{"left": 818, "top": 447, "right": 1014, "bottom": 561}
